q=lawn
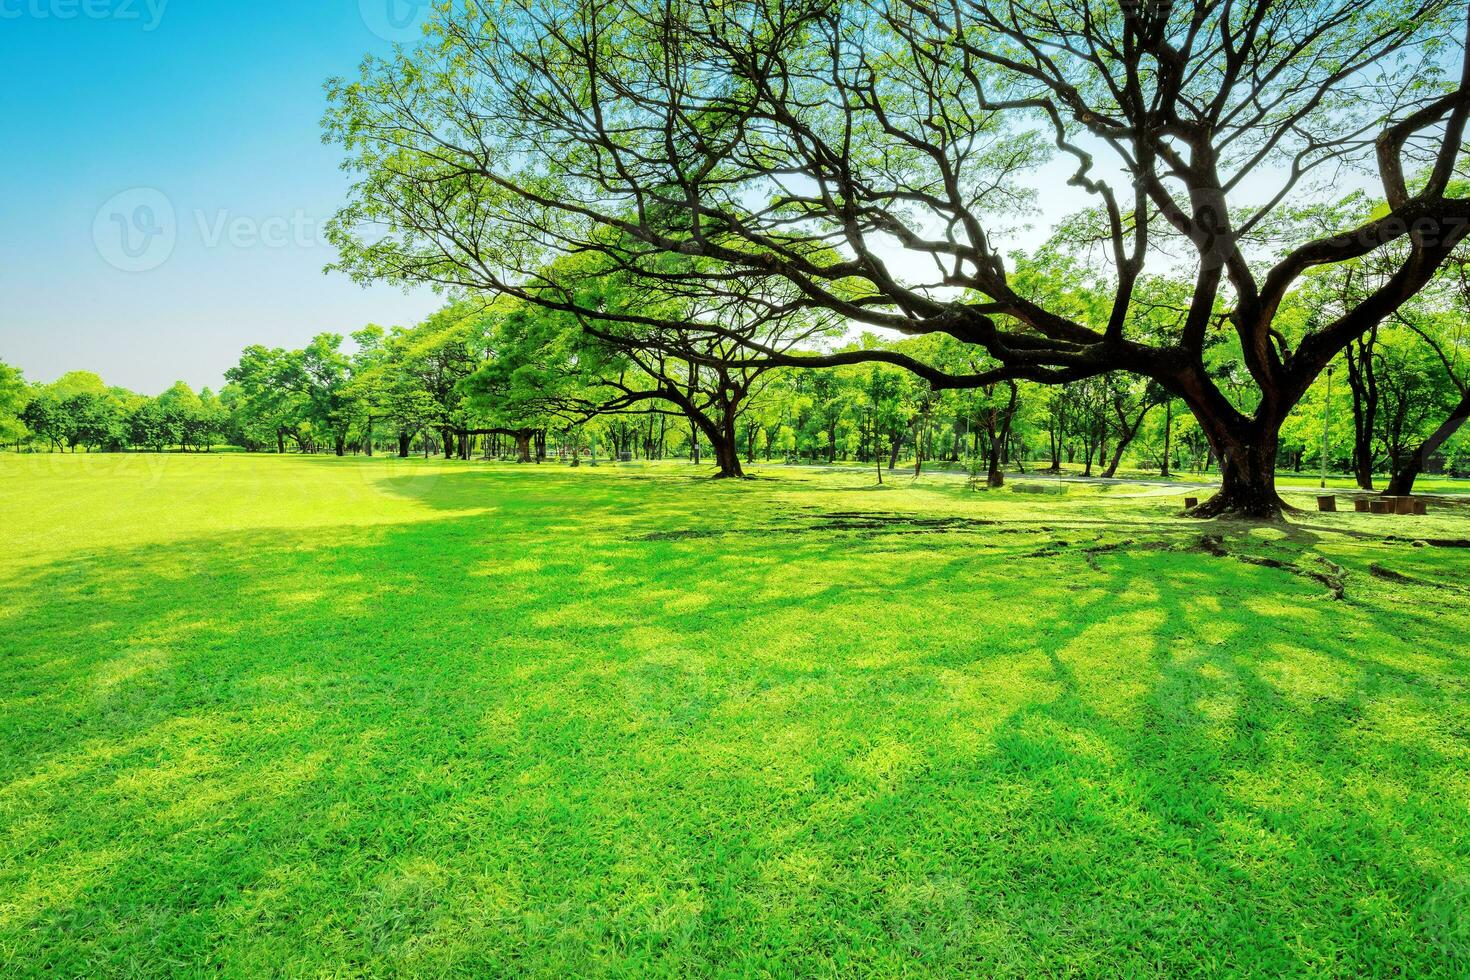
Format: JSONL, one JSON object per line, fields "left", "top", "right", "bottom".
{"left": 2, "top": 453, "right": 1469, "bottom": 976}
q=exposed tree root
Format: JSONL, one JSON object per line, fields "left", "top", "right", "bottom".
{"left": 1080, "top": 539, "right": 1137, "bottom": 571}
{"left": 1194, "top": 534, "right": 1346, "bottom": 600}
{"left": 1369, "top": 563, "right": 1415, "bottom": 584}
{"left": 1184, "top": 490, "right": 1296, "bottom": 522}
{"left": 806, "top": 514, "right": 999, "bottom": 533}
{"left": 1369, "top": 563, "right": 1470, "bottom": 595}
{"left": 640, "top": 529, "right": 723, "bottom": 541}
{"left": 1195, "top": 534, "right": 1229, "bottom": 557}
{"left": 637, "top": 512, "right": 1000, "bottom": 541}
{"left": 1384, "top": 537, "right": 1470, "bottom": 549}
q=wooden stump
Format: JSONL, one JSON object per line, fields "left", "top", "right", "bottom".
{"left": 1370, "top": 499, "right": 1394, "bottom": 514}
{"left": 1317, "top": 495, "right": 1337, "bottom": 512}
{"left": 1184, "top": 497, "right": 1199, "bottom": 509}
{"left": 1394, "top": 496, "right": 1416, "bottom": 515}
{"left": 1412, "top": 499, "right": 1428, "bottom": 516}
{"left": 1354, "top": 499, "right": 1372, "bottom": 513}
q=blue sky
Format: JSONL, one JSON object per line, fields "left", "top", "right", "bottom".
{"left": 0, "top": 1, "right": 441, "bottom": 394}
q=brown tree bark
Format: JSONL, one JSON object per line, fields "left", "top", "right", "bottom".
{"left": 985, "top": 381, "right": 1019, "bottom": 487}
{"left": 1383, "top": 390, "right": 1470, "bottom": 496}
{"left": 1345, "top": 331, "right": 1380, "bottom": 490}
{"left": 1101, "top": 401, "right": 1155, "bottom": 479}
{"left": 1185, "top": 416, "right": 1290, "bottom": 519}
{"left": 712, "top": 433, "right": 745, "bottom": 478}
{"left": 1160, "top": 400, "right": 1173, "bottom": 479}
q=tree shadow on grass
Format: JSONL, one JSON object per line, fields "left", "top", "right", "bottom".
{"left": 1, "top": 468, "right": 1468, "bottom": 974}
{"left": 788, "top": 548, "right": 1470, "bottom": 973}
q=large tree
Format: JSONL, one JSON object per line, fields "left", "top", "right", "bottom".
{"left": 326, "top": 0, "right": 1469, "bottom": 517}
{"left": 1380, "top": 318, "right": 1470, "bottom": 495}
{"left": 225, "top": 346, "right": 310, "bottom": 454}
{"left": 463, "top": 254, "right": 839, "bottom": 476}
{"left": 392, "top": 303, "right": 490, "bottom": 459}
{"left": 1300, "top": 194, "right": 1470, "bottom": 493}
{"left": 298, "top": 334, "right": 359, "bottom": 457}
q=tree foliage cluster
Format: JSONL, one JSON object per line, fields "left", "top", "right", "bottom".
{"left": 0, "top": 369, "right": 227, "bottom": 454}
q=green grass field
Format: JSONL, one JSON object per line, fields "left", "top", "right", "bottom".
{"left": 2, "top": 454, "right": 1469, "bottom": 976}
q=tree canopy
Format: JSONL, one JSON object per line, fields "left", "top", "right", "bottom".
{"left": 324, "top": 0, "right": 1470, "bottom": 516}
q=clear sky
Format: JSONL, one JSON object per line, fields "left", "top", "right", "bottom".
{"left": 0, "top": 1, "right": 443, "bottom": 394}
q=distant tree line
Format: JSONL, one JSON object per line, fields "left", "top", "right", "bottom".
{"left": 4, "top": 270, "right": 1466, "bottom": 493}
{"left": 0, "top": 369, "right": 227, "bottom": 454}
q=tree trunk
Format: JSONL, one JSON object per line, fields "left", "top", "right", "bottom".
{"left": 398, "top": 432, "right": 412, "bottom": 458}
{"left": 988, "top": 383, "right": 1018, "bottom": 488}
{"left": 515, "top": 432, "right": 532, "bottom": 463}
{"left": 1346, "top": 331, "right": 1378, "bottom": 491}
{"left": 1160, "top": 400, "right": 1173, "bottom": 478}
{"left": 1101, "top": 403, "right": 1151, "bottom": 479}
{"left": 986, "top": 426, "right": 1004, "bottom": 486}
{"left": 1190, "top": 424, "right": 1288, "bottom": 519}
{"left": 987, "top": 446, "right": 1004, "bottom": 488}
{"left": 1353, "top": 442, "right": 1375, "bottom": 491}
{"left": 1383, "top": 390, "right": 1470, "bottom": 496}
{"left": 709, "top": 413, "right": 745, "bottom": 478}
{"left": 712, "top": 436, "right": 745, "bottom": 479}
